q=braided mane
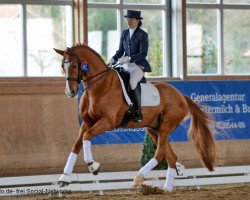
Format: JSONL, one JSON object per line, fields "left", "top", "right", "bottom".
{"left": 70, "top": 43, "right": 105, "bottom": 64}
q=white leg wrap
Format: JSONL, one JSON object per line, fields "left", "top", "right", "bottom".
{"left": 59, "top": 174, "right": 71, "bottom": 184}
{"left": 63, "top": 152, "right": 77, "bottom": 175}
{"left": 88, "top": 161, "right": 100, "bottom": 174}
{"left": 83, "top": 140, "right": 93, "bottom": 164}
{"left": 163, "top": 167, "right": 176, "bottom": 192}
{"left": 139, "top": 158, "right": 158, "bottom": 177}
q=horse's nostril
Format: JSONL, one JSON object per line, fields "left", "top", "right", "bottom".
{"left": 71, "top": 90, "right": 77, "bottom": 96}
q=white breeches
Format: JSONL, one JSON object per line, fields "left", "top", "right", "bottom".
{"left": 120, "top": 63, "right": 144, "bottom": 90}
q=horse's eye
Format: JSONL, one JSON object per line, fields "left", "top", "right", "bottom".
{"left": 71, "top": 65, "right": 77, "bottom": 69}
{"left": 64, "top": 60, "right": 71, "bottom": 64}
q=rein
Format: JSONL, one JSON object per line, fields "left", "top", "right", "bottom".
{"left": 82, "top": 67, "right": 112, "bottom": 83}
{"left": 65, "top": 66, "right": 111, "bottom": 83}
{"left": 64, "top": 48, "right": 118, "bottom": 92}
{"left": 80, "top": 63, "right": 121, "bottom": 92}
{"left": 80, "top": 67, "right": 112, "bottom": 92}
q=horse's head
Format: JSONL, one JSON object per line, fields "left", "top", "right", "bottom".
{"left": 54, "top": 47, "right": 80, "bottom": 98}
{"left": 54, "top": 47, "right": 86, "bottom": 98}
{"left": 54, "top": 44, "right": 108, "bottom": 98}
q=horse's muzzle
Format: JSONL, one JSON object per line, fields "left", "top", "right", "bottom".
{"left": 65, "top": 88, "right": 78, "bottom": 98}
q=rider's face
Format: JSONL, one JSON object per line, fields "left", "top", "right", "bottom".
{"left": 127, "top": 18, "right": 139, "bottom": 29}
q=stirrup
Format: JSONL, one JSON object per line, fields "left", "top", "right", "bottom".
{"left": 133, "top": 110, "right": 143, "bottom": 122}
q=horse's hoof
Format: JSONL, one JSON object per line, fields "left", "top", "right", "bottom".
{"left": 58, "top": 181, "right": 70, "bottom": 188}
{"left": 162, "top": 182, "right": 174, "bottom": 192}
{"left": 88, "top": 161, "right": 100, "bottom": 175}
{"left": 161, "top": 186, "right": 173, "bottom": 193}
{"left": 132, "top": 173, "right": 144, "bottom": 188}
{"left": 58, "top": 174, "right": 71, "bottom": 187}
{"left": 92, "top": 168, "right": 100, "bottom": 175}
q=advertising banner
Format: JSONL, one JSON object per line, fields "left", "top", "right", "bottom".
{"left": 78, "top": 81, "right": 250, "bottom": 144}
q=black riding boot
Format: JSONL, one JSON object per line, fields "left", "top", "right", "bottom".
{"left": 131, "top": 84, "right": 143, "bottom": 122}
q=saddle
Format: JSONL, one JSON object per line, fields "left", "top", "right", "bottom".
{"left": 115, "top": 67, "right": 146, "bottom": 98}
{"left": 114, "top": 67, "right": 160, "bottom": 128}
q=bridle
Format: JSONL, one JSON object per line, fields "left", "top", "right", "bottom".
{"left": 64, "top": 50, "right": 82, "bottom": 84}
{"left": 64, "top": 49, "right": 112, "bottom": 90}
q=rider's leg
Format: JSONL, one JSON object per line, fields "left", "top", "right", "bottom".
{"left": 131, "top": 84, "right": 143, "bottom": 122}
{"left": 129, "top": 65, "right": 144, "bottom": 122}
{"left": 129, "top": 64, "right": 144, "bottom": 90}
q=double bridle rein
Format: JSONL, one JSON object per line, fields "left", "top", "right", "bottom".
{"left": 64, "top": 49, "right": 112, "bottom": 91}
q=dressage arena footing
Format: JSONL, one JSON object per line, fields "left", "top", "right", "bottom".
{"left": 0, "top": 165, "right": 250, "bottom": 197}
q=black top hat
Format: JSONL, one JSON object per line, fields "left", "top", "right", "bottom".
{"left": 124, "top": 10, "right": 143, "bottom": 19}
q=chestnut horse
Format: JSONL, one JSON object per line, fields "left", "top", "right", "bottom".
{"left": 54, "top": 44, "right": 217, "bottom": 192}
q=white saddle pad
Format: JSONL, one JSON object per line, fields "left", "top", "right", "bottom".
{"left": 115, "top": 70, "right": 160, "bottom": 107}
{"left": 141, "top": 82, "right": 160, "bottom": 106}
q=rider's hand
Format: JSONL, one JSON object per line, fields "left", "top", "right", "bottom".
{"left": 118, "top": 56, "right": 131, "bottom": 64}
{"left": 108, "top": 58, "right": 115, "bottom": 67}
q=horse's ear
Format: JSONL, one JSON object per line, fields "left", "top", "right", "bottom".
{"left": 53, "top": 48, "right": 65, "bottom": 56}
{"left": 66, "top": 47, "right": 72, "bottom": 54}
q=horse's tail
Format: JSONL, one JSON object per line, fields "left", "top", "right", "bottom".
{"left": 184, "top": 95, "right": 217, "bottom": 171}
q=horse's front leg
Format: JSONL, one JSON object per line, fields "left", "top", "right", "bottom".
{"left": 58, "top": 124, "right": 88, "bottom": 187}
{"left": 82, "top": 117, "right": 114, "bottom": 175}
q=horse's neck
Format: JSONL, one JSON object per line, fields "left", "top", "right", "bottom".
{"left": 73, "top": 45, "right": 112, "bottom": 92}
{"left": 79, "top": 48, "right": 111, "bottom": 92}
{"left": 88, "top": 59, "right": 107, "bottom": 74}
{"left": 77, "top": 47, "right": 107, "bottom": 74}
{"left": 85, "top": 58, "right": 108, "bottom": 81}
{"left": 85, "top": 68, "right": 115, "bottom": 96}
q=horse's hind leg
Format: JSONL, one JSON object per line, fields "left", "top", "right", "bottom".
{"left": 134, "top": 126, "right": 170, "bottom": 188}
{"left": 163, "top": 141, "right": 177, "bottom": 192}
{"left": 147, "top": 128, "right": 158, "bottom": 145}
{"left": 147, "top": 128, "right": 178, "bottom": 167}
{"left": 133, "top": 123, "right": 179, "bottom": 191}
{"left": 133, "top": 128, "right": 160, "bottom": 187}
{"left": 152, "top": 123, "right": 178, "bottom": 192}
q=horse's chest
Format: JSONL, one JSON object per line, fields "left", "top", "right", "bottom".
{"left": 87, "top": 92, "right": 118, "bottom": 120}
{"left": 88, "top": 104, "right": 103, "bottom": 120}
